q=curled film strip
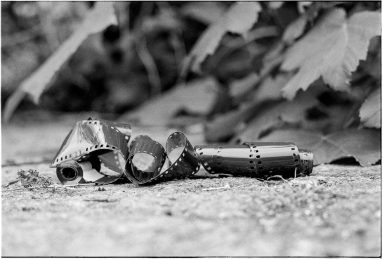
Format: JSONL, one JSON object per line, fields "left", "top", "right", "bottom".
{"left": 125, "top": 132, "right": 200, "bottom": 185}
{"left": 52, "top": 119, "right": 314, "bottom": 185}
{"left": 51, "top": 118, "right": 131, "bottom": 185}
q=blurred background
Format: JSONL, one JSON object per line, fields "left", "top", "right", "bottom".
{"left": 1, "top": 1, "right": 381, "bottom": 165}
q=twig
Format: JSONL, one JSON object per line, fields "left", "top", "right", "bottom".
{"left": 135, "top": 36, "right": 162, "bottom": 96}
{"left": 3, "top": 179, "right": 19, "bottom": 188}
{"left": 131, "top": 2, "right": 162, "bottom": 96}
{"left": 266, "top": 175, "right": 288, "bottom": 182}
{"left": 202, "top": 183, "right": 231, "bottom": 191}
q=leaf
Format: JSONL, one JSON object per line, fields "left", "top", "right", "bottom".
{"left": 359, "top": 88, "right": 381, "bottom": 128}
{"left": 282, "top": 15, "right": 308, "bottom": 44}
{"left": 234, "top": 82, "right": 354, "bottom": 143}
{"left": 253, "top": 73, "right": 292, "bottom": 102}
{"left": 255, "top": 129, "right": 381, "bottom": 166}
{"left": 360, "top": 36, "right": 381, "bottom": 80}
{"left": 229, "top": 73, "right": 259, "bottom": 99}
{"left": 235, "top": 90, "right": 318, "bottom": 143}
{"left": 122, "top": 77, "right": 218, "bottom": 126}
{"left": 205, "top": 102, "right": 263, "bottom": 142}
{"left": 3, "top": 2, "right": 117, "bottom": 122}
{"left": 181, "top": 2, "right": 226, "bottom": 25}
{"left": 182, "top": 2, "right": 262, "bottom": 74}
{"left": 297, "top": 2, "right": 312, "bottom": 14}
{"left": 268, "top": 2, "right": 284, "bottom": 10}
{"left": 142, "top": 8, "right": 180, "bottom": 33}
{"left": 208, "top": 73, "right": 292, "bottom": 142}
{"left": 281, "top": 9, "right": 381, "bottom": 100}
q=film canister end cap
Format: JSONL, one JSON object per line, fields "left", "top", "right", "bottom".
{"left": 298, "top": 150, "right": 314, "bottom": 175}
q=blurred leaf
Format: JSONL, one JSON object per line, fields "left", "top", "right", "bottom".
{"left": 360, "top": 36, "right": 381, "bottom": 80}
{"left": 359, "top": 88, "right": 381, "bottom": 128}
{"left": 122, "top": 77, "right": 218, "bottom": 126}
{"left": 3, "top": 2, "right": 117, "bottom": 122}
{"left": 142, "top": 8, "right": 180, "bottom": 33}
{"left": 205, "top": 101, "right": 264, "bottom": 142}
{"left": 268, "top": 2, "right": 284, "bottom": 10}
{"left": 282, "top": 15, "right": 308, "bottom": 44}
{"left": 208, "top": 74, "right": 292, "bottom": 142}
{"left": 229, "top": 73, "right": 259, "bottom": 99}
{"left": 256, "top": 129, "right": 381, "bottom": 166}
{"left": 297, "top": 2, "right": 313, "bottom": 14}
{"left": 181, "top": 2, "right": 226, "bottom": 25}
{"left": 182, "top": 2, "right": 262, "bottom": 74}
{"left": 235, "top": 90, "right": 318, "bottom": 143}
{"left": 252, "top": 73, "right": 292, "bottom": 102}
{"left": 281, "top": 9, "right": 381, "bottom": 99}
{"left": 234, "top": 82, "right": 356, "bottom": 143}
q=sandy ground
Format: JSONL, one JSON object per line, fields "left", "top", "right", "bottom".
{"left": 2, "top": 112, "right": 381, "bottom": 256}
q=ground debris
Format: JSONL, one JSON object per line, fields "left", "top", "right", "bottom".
{"left": 3, "top": 169, "right": 54, "bottom": 189}
{"left": 83, "top": 198, "right": 118, "bottom": 203}
{"left": 202, "top": 183, "right": 231, "bottom": 191}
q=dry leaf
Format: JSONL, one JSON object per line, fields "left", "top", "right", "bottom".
{"left": 281, "top": 9, "right": 381, "bottom": 99}
{"left": 182, "top": 2, "right": 262, "bottom": 74}
{"left": 359, "top": 88, "right": 381, "bottom": 128}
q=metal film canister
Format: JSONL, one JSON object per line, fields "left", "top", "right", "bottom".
{"left": 195, "top": 142, "right": 313, "bottom": 178}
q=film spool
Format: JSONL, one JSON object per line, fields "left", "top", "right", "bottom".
{"left": 124, "top": 132, "right": 200, "bottom": 185}
{"left": 195, "top": 142, "right": 313, "bottom": 178}
{"left": 56, "top": 160, "right": 85, "bottom": 185}
{"left": 52, "top": 118, "right": 131, "bottom": 183}
{"left": 56, "top": 159, "right": 122, "bottom": 185}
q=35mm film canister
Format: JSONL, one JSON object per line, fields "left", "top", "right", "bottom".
{"left": 195, "top": 142, "right": 313, "bottom": 178}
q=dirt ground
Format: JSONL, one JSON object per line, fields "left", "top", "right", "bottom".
{"left": 2, "top": 112, "right": 382, "bottom": 257}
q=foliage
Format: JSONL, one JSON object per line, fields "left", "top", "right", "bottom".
{"left": 280, "top": 9, "right": 381, "bottom": 99}
{"left": 3, "top": 2, "right": 117, "bottom": 121}
{"left": 181, "top": 2, "right": 261, "bottom": 74}
{"left": 1, "top": 2, "right": 381, "bottom": 165}
{"left": 359, "top": 88, "right": 381, "bottom": 128}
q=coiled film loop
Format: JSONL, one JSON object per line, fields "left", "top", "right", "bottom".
{"left": 125, "top": 132, "right": 200, "bottom": 185}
